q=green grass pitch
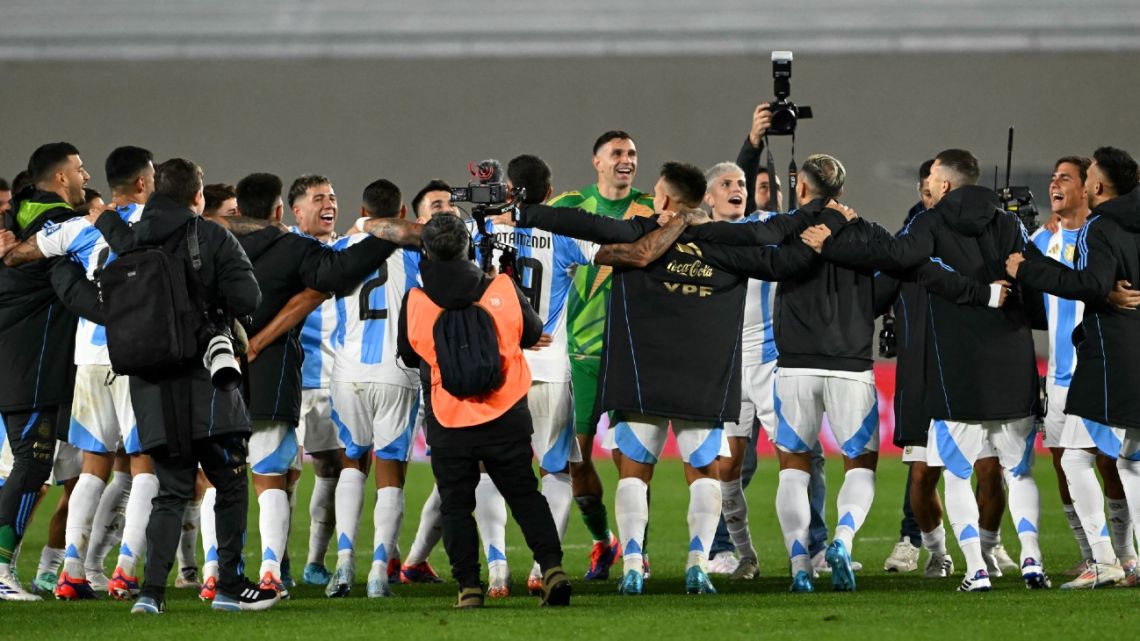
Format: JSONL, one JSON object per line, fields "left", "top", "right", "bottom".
{"left": 3, "top": 457, "right": 1130, "bottom": 640}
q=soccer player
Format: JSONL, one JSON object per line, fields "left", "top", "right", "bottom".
{"left": 1010, "top": 147, "right": 1140, "bottom": 588}
{"left": 287, "top": 175, "right": 347, "bottom": 587}
{"left": 325, "top": 179, "right": 422, "bottom": 598}
{"left": 548, "top": 131, "right": 656, "bottom": 579}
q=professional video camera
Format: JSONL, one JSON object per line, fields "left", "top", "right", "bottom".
{"left": 768, "top": 51, "right": 813, "bottom": 136}
{"left": 450, "top": 161, "right": 527, "bottom": 275}
{"left": 997, "top": 127, "right": 1041, "bottom": 235}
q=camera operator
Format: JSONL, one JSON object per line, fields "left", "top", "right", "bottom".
{"left": 1008, "top": 147, "right": 1140, "bottom": 587}
{"left": 0, "top": 142, "right": 88, "bottom": 601}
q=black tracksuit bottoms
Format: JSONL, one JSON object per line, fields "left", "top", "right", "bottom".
{"left": 431, "top": 437, "right": 562, "bottom": 589}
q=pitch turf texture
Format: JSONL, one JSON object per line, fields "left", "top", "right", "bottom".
{"left": 6, "top": 458, "right": 1127, "bottom": 640}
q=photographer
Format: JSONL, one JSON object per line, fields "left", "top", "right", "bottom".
{"left": 397, "top": 213, "right": 571, "bottom": 609}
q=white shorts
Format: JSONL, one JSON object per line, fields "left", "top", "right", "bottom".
{"left": 49, "top": 441, "right": 83, "bottom": 485}
{"left": 330, "top": 382, "right": 419, "bottom": 462}
{"left": 297, "top": 388, "right": 341, "bottom": 454}
{"left": 1120, "top": 430, "right": 1140, "bottom": 462}
{"left": 529, "top": 382, "right": 582, "bottom": 473}
{"left": 603, "top": 412, "right": 728, "bottom": 468}
{"left": 69, "top": 365, "right": 139, "bottom": 455}
{"left": 727, "top": 360, "right": 777, "bottom": 440}
{"left": 902, "top": 445, "right": 928, "bottom": 464}
{"left": 1062, "top": 415, "right": 1124, "bottom": 458}
{"left": 249, "top": 420, "right": 300, "bottom": 476}
{"left": 927, "top": 417, "right": 1036, "bottom": 479}
{"left": 1041, "top": 384, "right": 1068, "bottom": 449}
{"left": 773, "top": 372, "right": 879, "bottom": 457}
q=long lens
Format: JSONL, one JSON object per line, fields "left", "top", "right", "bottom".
{"left": 203, "top": 335, "right": 241, "bottom": 391}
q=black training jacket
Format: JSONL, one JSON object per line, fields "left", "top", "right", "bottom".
{"left": 238, "top": 226, "right": 399, "bottom": 425}
{"left": 1019, "top": 188, "right": 1140, "bottom": 428}
{"left": 0, "top": 189, "right": 81, "bottom": 413}
{"left": 515, "top": 204, "right": 818, "bottom": 423}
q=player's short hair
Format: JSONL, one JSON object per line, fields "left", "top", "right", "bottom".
{"left": 705, "top": 162, "right": 744, "bottom": 185}
{"left": 507, "top": 155, "right": 552, "bottom": 205}
{"left": 105, "top": 146, "right": 153, "bottom": 190}
{"left": 83, "top": 187, "right": 102, "bottom": 204}
{"left": 28, "top": 142, "right": 80, "bottom": 184}
{"left": 203, "top": 183, "right": 236, "bottom": 214}
{"left": 287, "top": 174, "right": 330, "bottom": 208}
{"left": 421, "top": 211, "right": 470, "bottom": 261}
{"left": 1092, "top": 147, "right": 1138, "bottom": 196}
{"left": 592, "top": 130, "right": 633, "bottom": 155}
{"left": 236, "top": 173, "right": 283, "bottom": 220}
{"left": 1053, "top": 156, "right": 1092, "bottom": 183}
{"left": 412, "top": 179, "right": 451, "bottom": 215}
{"left": 800, "top": 154, "right": 847, "bottom": 201}
{"left": 933, "top": 149, "right": 980, "bottom": 187}
{"left": 362, "top": 179, "right": 402, "bottom": 219}
{"left": 919, "top": 159, "right": 934, "bottom": 182}
{"left": 154, "top": 158, "right": 204, "bottom": 209}
{"left": 659, "top": 162, "right": 706, "bottom": 208}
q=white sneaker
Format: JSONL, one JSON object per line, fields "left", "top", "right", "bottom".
{"left": 883, "top": 540, "right": 920, "bottom": 573}
{"left": 730, "top": 557, "right": 760, "bottom": 580}
{"left": 87, "top": 570, "right": 109, "bottom": 592}
{"left": 958, "top": 569, "right": 992, "bottom": 592}
{"left": 991, "top": 544, "right": 1018, "bottom": 571}
{"left": 924, "top": 552, "right": 955, "bottom": 578}
{"left": 1060, "top": 562, "right": 1125, "bottom": 589}
{"left": 708, "top": 552, "right": 740, "bottom": 575}
{"left": 1065, "top": 558, "right": 1092, "bottom": 577}
{"left": 982, "top": 549, "right": 1003, "bottom": 578}
{"left": 0, "top": 573, "right": 41, "bottom": 601}
{"left": 812, "top": 550, "right": 861, "bottom": 576}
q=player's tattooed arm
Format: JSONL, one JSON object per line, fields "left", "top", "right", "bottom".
{"left": 595, "top": 211, "right": 688, "bottom": 268}
{"left": 1, "top": 234, "right": 45, "bottom": 267}
{"left": 211, "top": 215, "right": 286, "bottom": 236}
{"left": 362, "top": 218, "right": 423, "bottom": 246}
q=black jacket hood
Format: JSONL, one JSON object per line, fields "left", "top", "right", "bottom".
{"left": 1094, "top": 188, "right": 1140, "bottom": 233}
{"left": 937, "top": 185, "right": 1002, "bottom": 237}
{"left": 419, "top": 258, "right": 489, "bottom": 309}
{"left": 237, "top": 225, "right": 286, "bottom": 262}
{"left": 136, "top": 193, "right": 200, "bottom": 243}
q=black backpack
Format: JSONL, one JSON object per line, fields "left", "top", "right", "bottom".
{"left": 433, "top": 303, "right": 504, "bottom": 398}
{"left": 100, "top": 218, "right": 208, "bottom": 379}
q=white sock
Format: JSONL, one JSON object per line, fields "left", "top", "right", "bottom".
{"left": 686, "top": 477, "right": 721, "bottom": 571}
{"left": 944, "top": 472, "right": 986, "bottom": 576}
{"left": 334, "top": 468, "right": 366, "bottom": 563}
{"left": 117, "top": 472, "right": 158, "bottom": 576}
{"left": 721, "top": 478, "right": 756, "bottom": 561}
{"left": 1063, "top": 504, "right": 1095, "bottom": 561}
{"left": 37, "top": 546, "right": 65, "bottom": 576}
{"left": 405, "top": 485, "right": 441, "bottom": 566}
{"left": 615, "top": 477, "right": 649, "bottom": 576}
{"left": 775, "top": 468, "right": 812, "bottom": 576}
{"left": 63, "top": 473, "right": 105, "bottom": 576}
{"left": 1107, "top": 497, "right": 1136, "bottom": 561}
{"left": 920, "top": 524, "right": 947, "bottom": 555}
{"left": 979, "top": 528, "right": 1000, "bottom": 554}
{"left": 474, "top": 473, "right": 508, "bottom": 567}
{"left": 1061, "top": 449, "right": 1113, "bottom": 563}
{"left": 834, "top": 468, "right": 876, "bottom": 553}
{"left": 307, "top": 476, "right": 337, "bottom": 567}
{"left": 257, "top": 489, "right": 290, "bottom": 578}
{"left": 178, "top": 498, "right": 202, "bottom": 570}
{"left": 200, "top": 487, "right": 218, "bottom": 578}
{"left": 1003, "top": 469, "right": 1042, "bottom": 563}
{"left": 529, "top": 472, "right": 573, "bottom": 578}
{"left": 87, "top": 472, "right": 130, "bottom": 577}
{"left": 370, "top": 487, "right": 404, "bottom": 581}
{"left": 1115, "top": 458, "right": 1140, "bottom": 560}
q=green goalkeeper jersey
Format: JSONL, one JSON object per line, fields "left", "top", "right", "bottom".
{"left": 547, "top": 183, "right": 655, "bottom": 358}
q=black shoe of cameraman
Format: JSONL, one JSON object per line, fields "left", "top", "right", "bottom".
{"left": 211, "top": 578, "right": 279, "bottom": 612}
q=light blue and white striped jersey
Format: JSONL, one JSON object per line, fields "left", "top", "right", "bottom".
{"left": 1031, "top": 225, "right": 1084, "bottom": 387}
{"left": 37, "top": 203, "right": 144, "bottom": 365}
{"left": 737, "top": 211, "right": 778, "bottom": 365}
{"left": 486, "top": 222, "right": 598, "bottom": 383}
{"left": 290, "top": 227, "right": 345, "bottom": 389}
{"left": 330, "top": 233, "right": 420, "bottom": 387}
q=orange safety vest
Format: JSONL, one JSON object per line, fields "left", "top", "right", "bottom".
{"left": 405, "top": 274, "right": 532, "bottom": 428}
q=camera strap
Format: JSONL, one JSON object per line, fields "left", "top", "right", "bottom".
{"left": 763, "top": 132, "right": 800, "bottom": 212}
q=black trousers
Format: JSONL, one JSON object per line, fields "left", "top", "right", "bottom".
{"left": 0, "top": 407, "right": 64, "bottom": 558}
{"left": 431, "top": 437, "right": 562, "bottom": 589}
{"left": 141, "top": 433, "right": 250, "bottom": 601}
